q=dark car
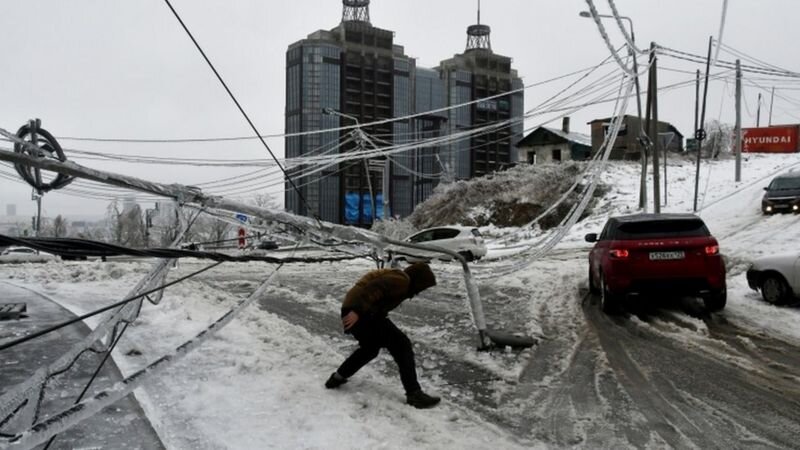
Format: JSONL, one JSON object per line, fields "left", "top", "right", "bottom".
{"left": 586, "top": 214, "right": 726, "bottom": 314}
{"left": 762, "top": 173, "right": 800, "bottom": 214}
{"left": 257, "top": 240, "right": 279, "bottom": 250}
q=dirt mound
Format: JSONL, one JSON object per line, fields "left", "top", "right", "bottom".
{"left": 406, "top": 162, "right": 605, "bottom": 230}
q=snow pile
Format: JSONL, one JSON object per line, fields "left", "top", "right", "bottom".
{"left": 408, "top": 162, "right": 605, "bottom": 230}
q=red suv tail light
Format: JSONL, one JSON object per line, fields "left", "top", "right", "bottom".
{"left": 704, "top": 245, "right": 719, "bottom": 256}
{"left": 609, "top": 249, "right": 630, "bottom": 259}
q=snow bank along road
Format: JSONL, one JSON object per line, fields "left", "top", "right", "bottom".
{"left": 0, "top": 281, "right": 163, "bottom": 449}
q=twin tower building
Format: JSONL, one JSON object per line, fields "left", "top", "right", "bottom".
{"left": 285, "top": 0, "right": 523, "bottom": 225}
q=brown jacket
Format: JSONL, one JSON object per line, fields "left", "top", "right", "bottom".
{"left": 341, "top": 269, "right": 413, "bottom": 317}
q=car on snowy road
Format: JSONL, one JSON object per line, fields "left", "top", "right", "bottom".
{"left": 387, "top": 226, "right": 487, "bottom": 263}
{"left": 747, "top": 253, "right": 800, "bottom": 305}
{"left": 256, "top": 240, "right": 279, "bottom": 250}
{"left": 586, "top": 214, "right": 726, "bottom": 314}
{"left": 762, "top": 173, "right": 800, "bottom": 214}
{"left": 0, "top": 246, "right": 58, "bottom": 263}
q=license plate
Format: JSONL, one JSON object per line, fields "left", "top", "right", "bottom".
{"left": 649, "top": 251, "right": 685, "bottom": 260}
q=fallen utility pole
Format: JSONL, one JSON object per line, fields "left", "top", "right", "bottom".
{"left": 0, "top": 133, "right": 530, "bottom": 351}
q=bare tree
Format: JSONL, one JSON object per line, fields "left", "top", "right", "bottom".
{"left": 52, "top": 215, "right": 68, "bottom": 238}
{"left": 250, "top": 193, "right": 281, "bottom": 210}
{"left": 204, "top": 217, "right": 232, "bottom": 246}
{"left": 105, "top": 200, "right": 146, "bottom": 246}
{"left": 702, "top": 120, "right": 734, "bottom": 159}
{"left": 106, "top": 200, "right": 123, "bottom": 244}
{"left": 120, "top": 204, "right": 147, "bottom": 247}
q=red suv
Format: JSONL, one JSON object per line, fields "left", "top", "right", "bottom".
{"left": 586, "top": 214, "right": 726, "bottom": 313}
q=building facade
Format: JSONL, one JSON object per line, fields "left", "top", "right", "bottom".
{"left": 285, "top": 1, "right": 521, "bottom": 224}
{"left": 436, "top": 16, "right": 524, "bottom": 179}
{"left": 588, "top": 115, "right": 684, "bottom": 160}
{"left": 285, "top": 6, "right": 407, "bottom": 225}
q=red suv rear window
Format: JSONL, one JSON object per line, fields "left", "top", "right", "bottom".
{"left": 614, "top": 219, "right": 710, "bottom": 240}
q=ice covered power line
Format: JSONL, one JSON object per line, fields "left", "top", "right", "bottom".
{"left": 582, "top": 0, "right": 636, "bottom": 76}
{"left": 656, "top": 45, "right": 800, "bottom": 78}
{"left": 40, "top": 63, "right": 630, "bottom": 197}
{"left": 606, "top": 0, "right": 641, "bottom": 54}
{"left": 0, "top": 133, "right": 499, "bottom": 352}
{"left": 712, "top": 0, "right": 730, "bottom": 67}
{"left": 160, "top": 0, "right": 317, "bottom": 225}
{"left": 53, "top": 59, "right": 618, "bottom": 144}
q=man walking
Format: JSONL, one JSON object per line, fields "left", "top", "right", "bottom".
{"left": 325, "top": 263, "right": 441, "bottom": 409}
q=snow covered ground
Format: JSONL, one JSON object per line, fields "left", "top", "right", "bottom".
{"left": 2, "top": 152, "right": 800, "bottom": 448}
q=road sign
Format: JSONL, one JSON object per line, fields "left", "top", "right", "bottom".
{"left": 238, "top": 227, "right": 246, "bottom": 249}
{"left": 235, "top": 213, "right": 249, "bottom": 223}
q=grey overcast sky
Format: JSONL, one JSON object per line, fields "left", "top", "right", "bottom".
{"left": 2, "top": 0, "right": 799, "bottom": 220}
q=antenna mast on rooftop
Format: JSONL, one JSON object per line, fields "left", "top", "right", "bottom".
{"left": 466, "top": 0, "right": 491, "bottom": 51}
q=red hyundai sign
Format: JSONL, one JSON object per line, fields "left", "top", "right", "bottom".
{"left": 742, "top": 125, "right": 799, "bottom": 153}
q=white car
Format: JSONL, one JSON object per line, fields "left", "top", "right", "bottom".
{"left": 1, "top": 246, "right": 38, "bottom": 256}
{"left": 747, "top": 253, "right": 800, "bottom": 304}
{"left": 388, "top": 226, "right": 487, "bottom": 263}
{"left": 0, "top": 246, "right": 57, "bottom": 263}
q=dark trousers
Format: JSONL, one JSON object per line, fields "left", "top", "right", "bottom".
{"left": 336, "top": 316, "right": 421, "bottom": 394}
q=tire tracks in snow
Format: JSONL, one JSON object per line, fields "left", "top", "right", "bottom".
{"left": 585, "top": 300, "right": 800, "bottom": 448}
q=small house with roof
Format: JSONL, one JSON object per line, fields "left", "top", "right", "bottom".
{"left": 588, "top": 115, "right": 684, "bottom": 160}
{"left": 516, "top": 117, "right": 592, "bottom": 164}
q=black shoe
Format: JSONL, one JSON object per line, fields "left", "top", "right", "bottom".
{"left": 325, "top": 372, "right": 347, "bottom": 389}
{"left": 406, "top": 390, "right": 440, "bottom": 409}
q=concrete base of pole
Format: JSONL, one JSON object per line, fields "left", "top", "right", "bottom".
{"left": 478, "top": 329, "right": 537, "bottom": 351}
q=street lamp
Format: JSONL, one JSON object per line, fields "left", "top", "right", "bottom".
{"left": 321, "top": 108, "right": 379, "bottom": 223}
{"left": 579, "top": 10, "right": 648, "bottom": 211}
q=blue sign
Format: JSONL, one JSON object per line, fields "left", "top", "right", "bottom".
{"left": 235, "top": 213, "right": 249, "bottom": 223}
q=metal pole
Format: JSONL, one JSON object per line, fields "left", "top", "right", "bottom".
{"left": 644, "top": 53, "right": 654, "bottom": 212}
{"left": 694, "top": 70, "right": 700, "bottom": 145}
{"left": 625, "top": 20, "right": 647, "bottom": 211}
{"left": 768, "top": 87, "right": 775, "bottom": 126}
{"left": 362, "top": 157, "right": 376, "bottom": 223}
{"left": 382, "top": 156, "right": 390, "bottom": 219}
{"left": 663, "top": 129, "right": 668, "bottom": 206}
{"left": 756, "top": 93, "right": 761, "bottom": 127}
{"left": 36, "top": 196, "right": 42, "bottom": 237}
{"left": 735, "top": 59, "right": 742, "bottom": 182}
{"left": 650, "top": 42, "right": 661, "bottom": 213}
{"left": 693, "top": 36, "right": 714, "bottom": 213}
{"left": 29, "top": 119, "right": 43, "bottom": 236}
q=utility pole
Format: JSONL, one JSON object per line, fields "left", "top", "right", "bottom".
{"left": 649, "top": 42, "right": 661, "bottom": 213}
{"left": 756, "top": 93, "right": 762, "bottom": 127}
{"left": 322, "top": 108, "right": 388, "bottom": 223}
{"left": 33, "top": 192, "right": 42, "bottom": 237}
{"left": 735, "top": 59, "right": 742, "bottom": 182}
{"left": 362, "top": 158, "right": 376, "bottom": 222}
{"left": 693, "top": 36, "right": 713, "bottom": 213}
{"left": 694, "top": 70, "right": 700, "bottom": 151}
{"left": 382, "top": 156, "right": 390, "bottom": 219}
{"left": 768, "top": 87, "right": 775, "bottom": 126}
{"left": 29, "top": 119, "right": 43, "bottom": 237}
